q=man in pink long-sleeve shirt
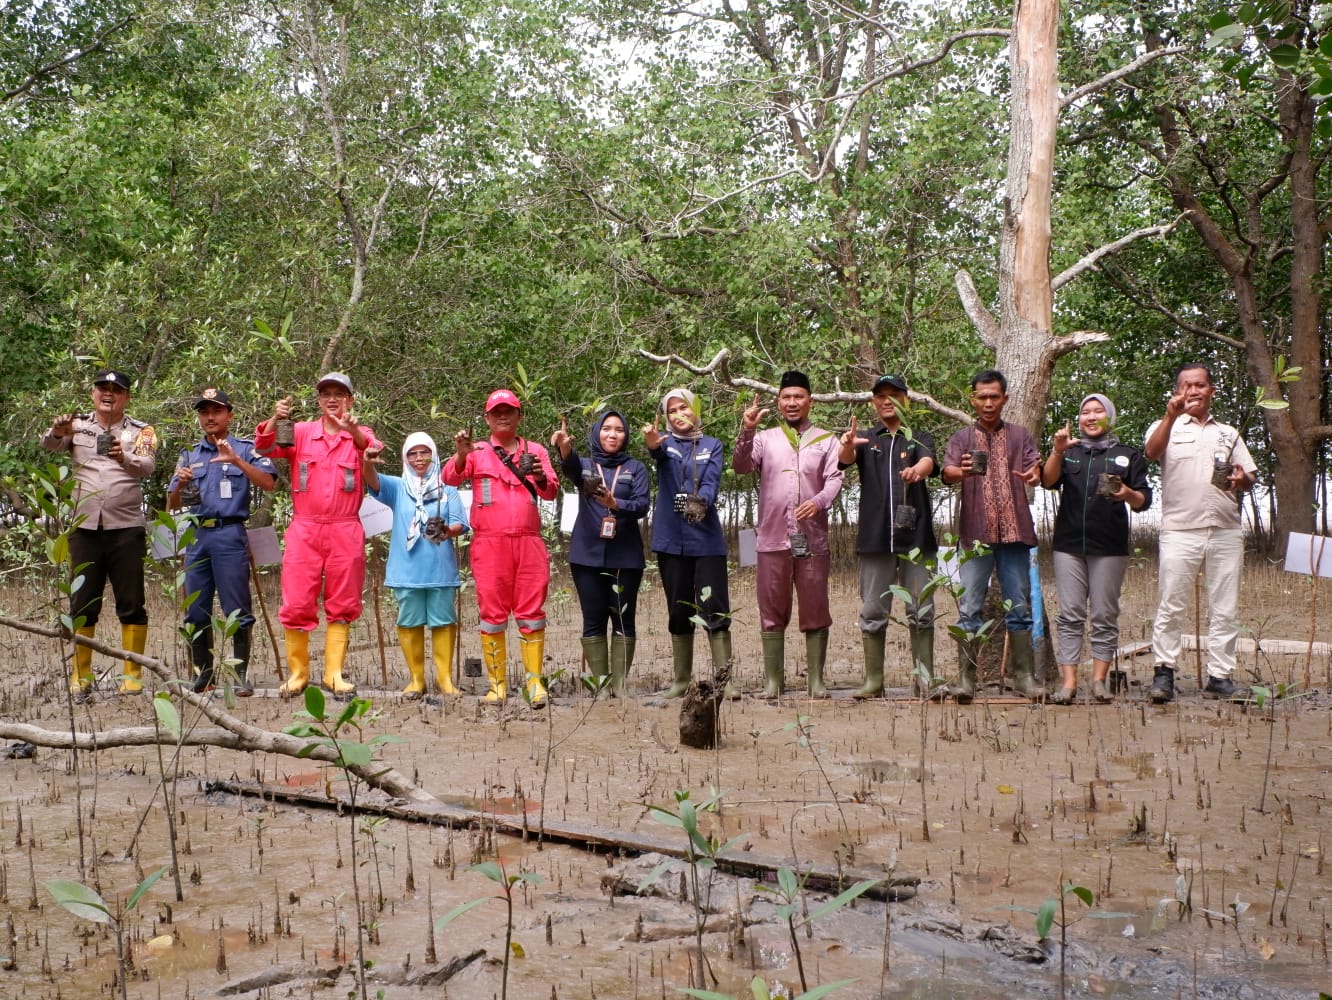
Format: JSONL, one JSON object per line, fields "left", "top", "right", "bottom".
{"left": 444, "top": 389, "right": 559, "bottom": 706}
{"left": 256, "top": 372, "right": 383, "bottom": 699}
{"left": 733, "top": 370, "right": 843, "bottom": 698}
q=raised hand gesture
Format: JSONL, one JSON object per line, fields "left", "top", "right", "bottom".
{"left": 741, "top": 392, "right": 770, "bottom": 432}
{"left": 550, "top": 416, "right": 573, "bottom": 458}
{"left": 1052, "top": 420, "right": 1079, "bottom": 456}
{"left": 643, "top": 415, "right": 663, "bottom": 451}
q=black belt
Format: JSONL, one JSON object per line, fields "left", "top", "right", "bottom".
{"left": 196, "top": 516, "right": 247, "bottom": 528}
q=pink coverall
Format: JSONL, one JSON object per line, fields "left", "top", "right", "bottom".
{"left": 442, "top": 438, "right": 558, "bottom": 634}
{"left": 256, "top": 419, "right": 384, "bottom": 631}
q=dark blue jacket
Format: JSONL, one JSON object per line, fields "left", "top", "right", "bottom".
{"left": 560, "top": 448, "right": 650, "bottom": 568}
{"left": 648, "top": 434, "right": 727, "bottom": 557}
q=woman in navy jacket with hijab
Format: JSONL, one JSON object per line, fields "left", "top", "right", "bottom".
{"left": 551, "top": 409, "right": 650, "bottom": 696}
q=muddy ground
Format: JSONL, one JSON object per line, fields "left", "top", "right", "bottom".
{"left": 0, "top": 553, "right": 1330, "bottom": 999}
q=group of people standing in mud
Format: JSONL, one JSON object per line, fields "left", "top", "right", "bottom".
{"left": 42, "top": 360, "right": 1257, "bottom": 706}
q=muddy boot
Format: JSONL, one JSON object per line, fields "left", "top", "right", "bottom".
{"left": 69, "top": 625, "right": 97, "bottom": 696}
{"left": 430, "top": 625, "right": 459, "bottom": 695}
{"left": 190, "top": 626, "right": 215, "bottom": 694}
{"left": 709, "top": 629, "right": 739, "bottom": 699}
{"left": 805, "top": 628, "right": 829, "bottom": 699}
{"left": 853, "top": 631, "right": 885, "bottom": 699}
{"left": 118, "top": 623, "right": 148, "bottom": 695}
{"left": 909, "top": 627, "right": 946, "bottom": 701}
{"left": 322, "top": 621, "right": 355, "bottom": 699}
{"left": 761, "top": 631, "right": 785, "bottom": 697}
{"left": 1149, "top": 665, "right": 1175, "bottom": 704}
{"left": 609, "top": 635, "right": 634, "bottom": 698}
{"left": 481, "top": 631, "right": 508, "bottom": 701}
{"left": 581, "top": 635, "right": 610, "bottom": 685}
{"left": 520, "top": 629, "right": 547, "bottom": 708}
{"left": 280, "top": 629, "right": 310, "bottom": 698}
{"left": 1008, "top": 630, "right": 1046, "bottom": 701}
{"left": 397, "top": 625, "right": 427, "bottom": 699}
{"left": 951, "top": 636, "right": 980, "bottom": 704}
{"left": 666, "top": 634, "right": 693, "bottom": 698}
{"left": 232, "top": 626, "right": 254, "bottom": 697}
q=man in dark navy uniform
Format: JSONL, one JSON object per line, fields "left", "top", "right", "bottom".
{"left": 169, "top": 388, "right": 276, "bottom": 694}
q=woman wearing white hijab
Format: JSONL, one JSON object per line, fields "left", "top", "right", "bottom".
{"left": 1041, "top": 394, "right": 1151, "bottom": 703}
{"left": 364, "top": 432, "right": 469, "bottom": 697}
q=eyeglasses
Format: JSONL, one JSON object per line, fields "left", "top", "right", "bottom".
{"left": 318, "top": 389, "right": 351, "bottom": 400}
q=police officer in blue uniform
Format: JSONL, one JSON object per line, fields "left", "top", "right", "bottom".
{"left": 169, "top": 389, "right": 277, "bottom": 694}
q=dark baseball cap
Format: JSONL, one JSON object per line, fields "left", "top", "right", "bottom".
{"left": 872, "top": 374, "right": 908, "bottom": 394}
{"left": 193, "top": 388, "right": 234, "bottom": 411}
{"left": 93, "top": 369, "right": 132, "bottom": 391}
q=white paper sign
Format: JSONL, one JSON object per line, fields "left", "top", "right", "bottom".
{"left": 738, "top": 527, "right": 757, "bottom": 567}
{"left": 246, "top": 525, "right": 282, "bottom": 566}
{"left": 150, "top": 522, "right": 187, "bottom": 560}
{"left": 561, "top": 493, "right": 580, "bottom": 534}
{"left": 359, "top": 495, "right": 394, "bottom": 538}
{"left": 1284, "top": 532, "right": 1332, "bottom": 578}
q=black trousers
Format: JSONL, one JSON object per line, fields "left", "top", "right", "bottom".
{"left": 570, "top": 564, "right": 643, "bottom": 638}
{"left": 67, "top": 526, "right": 148, "bottom": 627}
{"left": 656, "top": 552, "right": 730, "bottom": 635}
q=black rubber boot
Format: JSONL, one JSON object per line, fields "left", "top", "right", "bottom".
{"left": 190, "top": 627, "right": 214, "bottom": 694}
{"left": 1149, "top": 665, "right": 1175, "bottom": 704}
{"left": 232, "top": 626, "right": 254, "bottom": 697}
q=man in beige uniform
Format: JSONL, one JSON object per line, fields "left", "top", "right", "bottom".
{"left": 1144, "top": 363, "right": 1256, "bottom": 703}
{"left": 42, "top": 368, "right": 157, "bottom": 696}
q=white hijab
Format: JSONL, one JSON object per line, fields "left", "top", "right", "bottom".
{"left": 401, "top": 432, "right": 442, "bottom": 550}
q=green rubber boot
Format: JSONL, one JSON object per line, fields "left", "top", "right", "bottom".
{"left": 761, "top": 631, "right": 785, "bottom": 697}
{"left": 666, "top": 634, "right": 693, "bottom": 698}
{"left": 805, "top": 628, "right": 829, "bottom": 699}
{"left": 853, "top": 631, "right": 885, "bottom": 699}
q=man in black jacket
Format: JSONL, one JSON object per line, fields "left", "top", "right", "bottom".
{"left": 838, "top": 375, "right": 940, "bottom": 698}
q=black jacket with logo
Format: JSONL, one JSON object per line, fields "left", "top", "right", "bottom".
{"left": 841, "top": 425, "right": 938, "bottom": 555}
{"left": 1049, "top": 442, "right": 1152, "bottom": 557}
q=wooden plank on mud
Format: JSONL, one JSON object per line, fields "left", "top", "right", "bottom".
{"left": 1118, "top": 636, "right": 1331, "bottom": 658}
{"left": 206, "top": 778, "right": 920, "bottom": 902}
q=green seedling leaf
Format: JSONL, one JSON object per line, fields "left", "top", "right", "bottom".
{"left": 1069, "top": 885, "right": 1094, "bottom": 907}
{"left": 637, "top": 858, "right": 675, "bottom": 893}
{"left": 433, "top": 895, "right": 491, "bottom": 930}
{"left": 804, "top": 879, "right": 880, "bottom": 923}
{"left": 470, "top": 861, "right": 503, "bottom": 883}
{"left": 338, "top": 742, "right": 373, "bottom": 768}
{"left": 126, "top": 867, "right": 168, "bottom": 911}
{"left": 776, "top": 867, "right": 799, "bottom": 900}
{"left": 751, "top": 976, "right": 773, "bottom": 1000}
{"left": 303, "top": 685, "right": 326, "bottom": 720}
{"left": 1036, "top": 897, "right": 1057, "bottom": 939}
{"left": 795, "top": 981, "right": 857, "bottom": 999}
{"left": 152, "top": 693, "right": 181, "bottom": 741}
{"left": 46, "top": 880, "right": 112, "bottom": 924}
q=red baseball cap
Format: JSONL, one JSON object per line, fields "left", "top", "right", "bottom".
{"left": 485, "top": 389, "right": 522, "bottom": 412}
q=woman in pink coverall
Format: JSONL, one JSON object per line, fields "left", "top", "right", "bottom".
{"left": 256, "top": 372, "right": 384, "bottom": 698}
{"left": 444, "top": 389, "right": 558, "bottom": 706}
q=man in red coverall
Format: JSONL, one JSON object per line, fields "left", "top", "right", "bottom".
{"left": 256, "top": 372, "right": 384, "bottom": 698}
{"left": 444, "top": 389, "right": 558, "bottom": 706}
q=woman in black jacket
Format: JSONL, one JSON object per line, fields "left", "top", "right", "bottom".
{"left": 1041, "top": 393, "right": 1152, "bottom": 703}
{"left": 551, "top": 410, "right": 651, "bottom": 696}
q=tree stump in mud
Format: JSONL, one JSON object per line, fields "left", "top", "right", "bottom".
{"left": 679, "top": 661, "right": 730, "bottom": 749}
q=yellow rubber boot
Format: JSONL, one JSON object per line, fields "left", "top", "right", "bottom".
{"left": 431, "top": 626, "right": 460, "bottom": 695}
{"left": 481, "top": 631, "right": 507, "bottom": 701}
{"left": 398, "top": 626, "right": 427, "bottom": 699}
{"left": 119, "top": 624, "right": 148, "bottom": 694}
{"left": 70, "top": 625, "right": 96, "bottom": 694}
{"left": 322, "top": 622, "right": 355, "bottom": 698}
{"left": 280, "top": 629, "right": 311, "bottom": 698}
{"left": 520, "top": 629, "right": 547, "bottom": 708}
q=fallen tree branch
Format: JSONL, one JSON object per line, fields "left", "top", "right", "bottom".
{"left": 206, "top": 778, "right": 921, "bottom": 902}
{"left": 637, "top": 349, "right": 971, "bottom": 425}
{"left": 0, "top": 613, "right": 437, "bottom": 805}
